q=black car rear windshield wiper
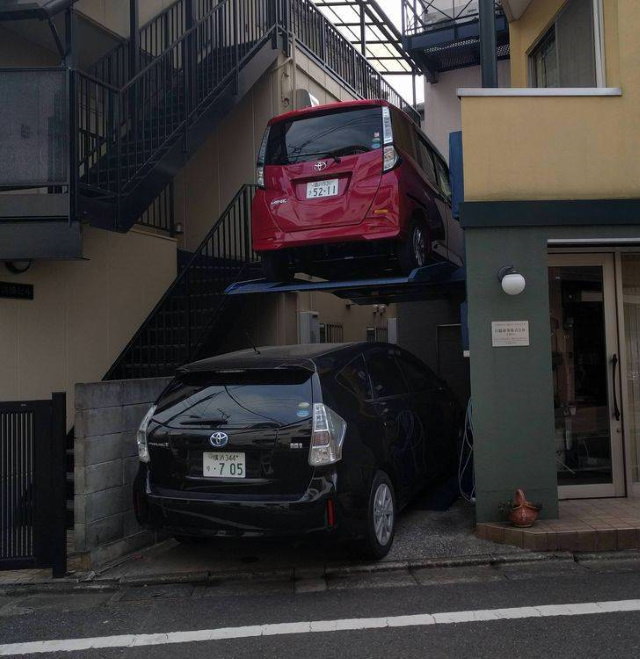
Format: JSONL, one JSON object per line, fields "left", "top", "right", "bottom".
{"left": 180, "top": 417, "right": 228, "bottom": 426}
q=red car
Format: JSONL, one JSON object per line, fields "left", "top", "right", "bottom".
{"left": 252, "top": 99, "right": 463, "bottom": 281}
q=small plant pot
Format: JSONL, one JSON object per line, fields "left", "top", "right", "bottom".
{"left": 508, "top": 503, "right": 540, "bottom": 528}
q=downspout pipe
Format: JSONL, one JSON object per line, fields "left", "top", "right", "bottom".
{"left": 479, "top": 0, "right": 498, "bottom": 88}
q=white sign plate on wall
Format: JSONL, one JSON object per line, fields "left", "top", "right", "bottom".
{"left": 491, "top": 320, "right": 530, "bottom": 347}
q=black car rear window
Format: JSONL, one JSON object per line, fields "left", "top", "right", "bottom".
{"left": 155, "top": 369, "right": 313, "bottom": 428}
{"left": 266, "top": 106, "right": 383, "bottom": 165}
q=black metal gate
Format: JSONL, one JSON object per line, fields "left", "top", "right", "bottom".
{"left": 0, "top": 393, "right": 67, "bottom": 576}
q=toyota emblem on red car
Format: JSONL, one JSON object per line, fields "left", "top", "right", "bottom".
{"left": 314, "top": 161, "right": 327, "bottom": 171}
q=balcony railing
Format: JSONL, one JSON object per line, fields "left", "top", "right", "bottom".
{"left": 402, "top": 0, "right": 503, "bottom": 37}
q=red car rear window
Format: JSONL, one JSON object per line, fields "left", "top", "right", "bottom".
{"left": 266, "top": 106, "right": 382, "bottom": 165}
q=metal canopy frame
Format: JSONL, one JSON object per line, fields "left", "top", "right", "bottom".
{"left": 311, "top": 0, "right": 419, "bottom": 77}
{"left": 225, "top": 263, "right": 466, "bottom": 305}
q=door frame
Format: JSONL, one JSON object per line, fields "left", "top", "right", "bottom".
{"left": 548, "top": 252, "right": 625, "bottom": 499}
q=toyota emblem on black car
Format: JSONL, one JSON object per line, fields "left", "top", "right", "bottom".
{"left": 314, "top": 161, "right": 327, "bottom": 171}
{"left": 209, "top": 431, "right": 229, "bottom": 448}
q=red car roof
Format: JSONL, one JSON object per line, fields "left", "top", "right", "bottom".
{"left": 267, "top": 99, "right": 408, "bottom": 126}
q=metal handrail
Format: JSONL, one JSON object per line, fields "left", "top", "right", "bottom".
{"left": 104, "top": 184, "right": 258, "bottom": 380}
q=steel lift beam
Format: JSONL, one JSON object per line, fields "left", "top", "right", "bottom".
{"left": 225, "top": 262, "right": 465, "bottom": 305}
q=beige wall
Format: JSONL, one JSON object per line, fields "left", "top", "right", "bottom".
{"left": 75, "top": 0, "right": 176, "bottom": 38}
{"left": 0, "top": 26, "right": 58, "bottom": 67}
{"left": 0, "top": 228, "right": 176, "bottom": 425}
{"left": 424, "top": 61, "right": 511, "bottom": 160}
{"left": 298, "top": 291, "right": 393, "bottom": 343}
{"left": 461, "top": 0, "right": 639, "bottom": 201}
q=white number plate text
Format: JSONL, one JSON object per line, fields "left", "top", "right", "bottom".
{"left": 306, "top": 179, "right": 339, "bottom": 199}
{"left": 202, "top": 452, "right": 246, "bottom": 478}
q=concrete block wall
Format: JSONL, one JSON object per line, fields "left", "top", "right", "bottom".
{"left": 74, "top": 377, "right": 172, "bottom": 567}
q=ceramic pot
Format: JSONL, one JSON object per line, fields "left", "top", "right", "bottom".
{"left": 508, "top": 489, "right": 540, "bottom": 527}
{"left": 508, "top": 503, "right": 539, "bottom": 528}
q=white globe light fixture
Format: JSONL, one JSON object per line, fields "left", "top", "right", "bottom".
{"left": 497, "top": 266, "right": 526, "bottom": 296}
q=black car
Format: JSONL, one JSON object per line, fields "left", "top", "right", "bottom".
{"left": 133, "top": 343, "right": 461, "bottom": 559}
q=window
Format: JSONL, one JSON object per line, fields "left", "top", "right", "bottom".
{"left": 154, "top": 370, "right": 313, "bottom": 427}
{"left": 415, "top": 135, "right": 437, "bottom": 185}
{"left": 366, "top": 349, "right": 407, "bottom": 399}
{"left": 266, "top": 106, "right": 383, "bottom": 165}
{"left": 529, "top": 0, "right": 599, "bottom": 88}
{"left": 319, "top": 323, "right": 343, "bottom": 343}
{"left": 434, "top": 155, "right": 451, "bottom": 200}
{"left": 366, "top": 327, "right": 388, "bottom": 342}
{"left": 391, "top": 108, "right": 416, "bottom": 160}
{"left": 336, "top": 354, "right": 372, "bottom": 401}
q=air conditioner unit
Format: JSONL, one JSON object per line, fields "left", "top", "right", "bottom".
{"left": 298, "top": 311, "right": 320, "bottom": 343}
{"left": 387, "top": 318, "right": 398, "bottom": 344}
{"left": 295, "top": 88, "right": 320, "bottom": 109}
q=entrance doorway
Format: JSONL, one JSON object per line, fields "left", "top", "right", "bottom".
{"left": 548, "top": 254, "right": 624, "bottom": 498}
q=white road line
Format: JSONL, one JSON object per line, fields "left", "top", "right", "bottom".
{"left": 2, "top": 599, "right": 640, "bottom": 656}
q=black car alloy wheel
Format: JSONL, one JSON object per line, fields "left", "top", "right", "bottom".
{"left": 359, "top": 470, "right": 396, "bottom": 559}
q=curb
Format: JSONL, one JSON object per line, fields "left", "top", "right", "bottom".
{"left": 0, "top": 550, "right": 580, "bottom": 595}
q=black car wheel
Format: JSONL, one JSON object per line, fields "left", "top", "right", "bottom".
{"left": 357, "top": 470, "right": 396, "bottom": 560}
{"left": 262, "top": 250, "right": 290, "bottom": 282}
{"left": 398, "top": 219, "right": 428, "bottom": 275}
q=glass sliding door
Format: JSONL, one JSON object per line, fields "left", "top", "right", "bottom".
{"left": 621, "top": 254, "right": 640, "bottom": 494}
{"left": 548, "top": 254, "right": 624, "bottom": 498}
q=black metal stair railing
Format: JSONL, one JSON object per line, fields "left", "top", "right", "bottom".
{"left": 105, "top": 184, "right": 259, "bottom": 381}
{"left": 76, "top": 0, "right": 280, "bottom": 224}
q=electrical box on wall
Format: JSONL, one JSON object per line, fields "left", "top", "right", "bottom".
{"left": 298, "top": 311, "right": 320, "bottom": 343}
{"left": 387, "top": 317, "right": 398, "bottom": 344}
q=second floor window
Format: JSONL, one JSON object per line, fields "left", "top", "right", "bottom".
{"left": 530, "top": 0, "right": 598, "bottom": 88}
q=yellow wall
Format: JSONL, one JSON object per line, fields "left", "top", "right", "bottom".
{"left": 461, "top": 0, "right": 639, "bottom": 201}
{"left": 0, "top": 228, "right": 176, "bottom": 424}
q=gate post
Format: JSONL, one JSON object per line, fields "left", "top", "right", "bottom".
{"left": 51, "top": 392, "right": 67, "bottom": 578}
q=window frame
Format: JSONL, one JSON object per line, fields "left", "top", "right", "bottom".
{"left": 528, "top": 0, "right": 605, "bottom": 89}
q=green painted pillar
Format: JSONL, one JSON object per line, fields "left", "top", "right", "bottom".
{"left": 465, "top": 226, "right": 559, "bottom": 522}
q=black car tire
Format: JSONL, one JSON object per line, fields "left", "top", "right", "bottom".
{"left": 262, "top": 250, "right": 290, "bottom": 282}
{"left": 356, "top": 470, "right": 396, "bottom": 560}
{"left": 398, "top": 219, "right": 429, "bottom": 275}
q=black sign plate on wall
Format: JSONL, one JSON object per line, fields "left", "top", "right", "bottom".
{"left": 0, "top": 281, "right": 34, "bottom": 300}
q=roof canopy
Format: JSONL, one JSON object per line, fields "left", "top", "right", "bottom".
{"left": 311, "top": 0, "right": 419, "bottom": 75}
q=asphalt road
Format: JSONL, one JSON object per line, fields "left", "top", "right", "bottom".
{"left": 2, "top": 557, "right": 640, "bottom": 657}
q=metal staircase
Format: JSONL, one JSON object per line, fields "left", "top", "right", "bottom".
{"left": 75, "top": 0, "right": 282, "bottom": 232}
{"left": 104, "top": 184, "right": 259, "bottom": 380}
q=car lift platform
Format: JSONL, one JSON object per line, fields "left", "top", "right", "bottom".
{"left": 225, "top": 262, "right": 466, "bottom": 305}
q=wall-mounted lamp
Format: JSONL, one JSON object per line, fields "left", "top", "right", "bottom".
{"left": 497, "top": 265, "right": 526, "bottom": 296}
{"left": 5, "top": 260, "right": 32, "bottom": 275}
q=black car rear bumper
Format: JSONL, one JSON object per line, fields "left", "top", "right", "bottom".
{"left": 135, "top": 467, "right": 341, "bottom": 538}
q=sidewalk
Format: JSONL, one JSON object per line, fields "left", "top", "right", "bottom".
{"left": 3, "top": 499, "right": 639, "bottom": 592}
{"left": 1, "top": 500, "right": 527, "bottom": 590}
